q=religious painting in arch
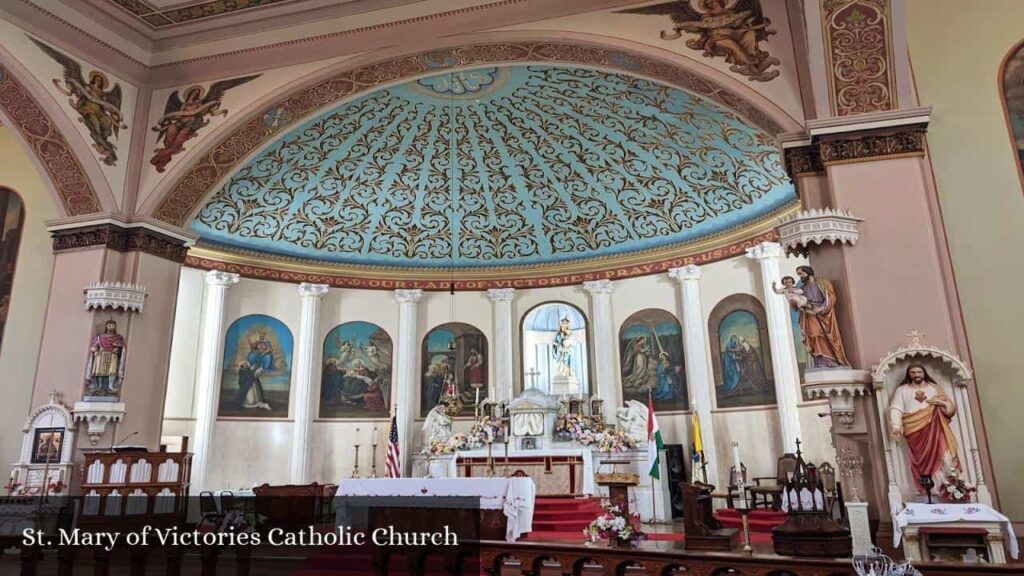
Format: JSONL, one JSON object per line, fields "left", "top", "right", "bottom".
{"left": 218, "top": 314, "right": 293, "bottom": 418}
{"left": 319, "top": 321, "right": 392, "bottom": 419}
{"left": 1002, "top": 40, "right": 1024, "bottom": 189}
{"left": 619, "top": 308, "right": 688, "bottom": 412}
{"left": 420, "top": 323, "right": 487, "bottom": 418}
{"left": 708, "top": 294, "right": 776, "bottom": 409}
{"left": 0, "top": 188, "right": 24, "bottom": 358}
{"left": 520, "top": 302, "right": 590, "bottom": 397}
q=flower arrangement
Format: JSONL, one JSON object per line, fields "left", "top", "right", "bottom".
{"left": 467, "top": 416, "right": 504, "bottom": 445}
{"left": 46, "top": 480, "right": 66, "bottom": 495}
{"left": 583, "top": 503, "right": 647, "bottom": 547}
{"left": 556, "top": 413, "right": 637, "bottom": 453}
{"left": 940, "top": 475, "right": 976, "bottom": 503}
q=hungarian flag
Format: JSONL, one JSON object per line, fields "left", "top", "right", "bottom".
{"left": 647, "top": 392, "right": 664, "bottom": 480}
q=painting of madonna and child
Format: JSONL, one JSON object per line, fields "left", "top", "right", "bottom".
{"left": 319, "top": 322, "right": 392, "bottom": 419}
{"left": 421, "top": 322, "right": 488, "bottom": 418}
{"left": 709, "top": 294, "right": 777, "bottom": 409}
{"left": 218, "top": 314, "right": 293, "bottom": 418}
{"left": 619, "top": 308, "right": 688, "bottom": 412}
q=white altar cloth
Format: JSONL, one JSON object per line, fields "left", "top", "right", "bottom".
{"left": 893, "top": 503, "right": 1018, "bottom": 559}
{"left": 335, "top": 477, "right": 535, "bottom": 542}
{"left": 446, "top": 446, "right": 596, "bottom": 495}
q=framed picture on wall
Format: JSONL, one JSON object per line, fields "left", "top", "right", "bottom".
{"left": 30, "top": 427, "right": 64, "bottom": 464}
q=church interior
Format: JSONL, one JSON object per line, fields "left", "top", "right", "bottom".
{"left": 0, "top": 0, "right": 1022, "bottom": 574}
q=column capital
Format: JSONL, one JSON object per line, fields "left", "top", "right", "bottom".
{"left": 745, "top": 241, "right": 784, "bottom": 261}
{"left": 486, "top": 288, "right": 515, "bottom": 303}
{"left": 394, "top": 289, "right": 423, "bottom": 304}
{"left": 204, "top": 270, "right": 240, "bottom": 287}
{"left": 582, "top": 279, "right": 614, "bottom": 295}
{"left": 297, "top": 283, "right": 329, "bottom": 299}
{"left": 668, "top": 265, "right": 702, "bottom": 282}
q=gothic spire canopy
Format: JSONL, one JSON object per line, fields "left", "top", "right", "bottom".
{"left": 190, "top": 64, "right": 797, "bottom": 281}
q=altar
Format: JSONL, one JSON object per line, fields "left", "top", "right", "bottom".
{"left": 412, "top": 446, "right": 596, "bottom": 495}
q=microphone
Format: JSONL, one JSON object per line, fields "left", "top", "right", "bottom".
{"left": 110, "top": 430, "right": 139, "bottom": 452}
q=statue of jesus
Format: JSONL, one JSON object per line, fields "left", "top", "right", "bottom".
{"left": 889, "top": 363, "right": 962, "bottom": 494}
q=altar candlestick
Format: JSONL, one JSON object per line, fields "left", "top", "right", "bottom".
{"left": 475, "top": 387, "right": 480, "bottom": 408}
{"left": 731, "top": 442, "right": 742, "bottom": 479}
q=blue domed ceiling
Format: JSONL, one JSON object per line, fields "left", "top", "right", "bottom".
{"left": 192, "top": 65, "right": 796, "bottom": 269}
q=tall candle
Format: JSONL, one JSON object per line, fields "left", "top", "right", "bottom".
{"left": 475, "top": 387, "right": 480, "bottom": 408}
{"left": 731, "top": 442, "right": 742, "bottom": 480}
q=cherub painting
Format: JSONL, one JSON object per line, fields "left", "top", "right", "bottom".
{"left": 618, "top": 0, "right": 780, "bottom": 82}
{"left": 30, "top": 37, "right": 127, "bottom": 165}
{"left": 150, "top": 75, "right": 260, "bottom": 172}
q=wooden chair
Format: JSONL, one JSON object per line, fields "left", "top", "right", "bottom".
{"left": 253, "top": 483, "right": 322, "bottom": 531}
{"left": 818, "top": 462, "right": 844, "bottom": 521}
{"left": 751, "top": 453, "right": 798, "bottom": 510}
{"left": 725, "top": 463, "right": 747, "bottom": 509}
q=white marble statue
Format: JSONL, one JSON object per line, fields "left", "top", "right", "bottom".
{"left": 421, "top": 405, "right": 453, "bottom": 445}
{"left": 615, "top": 399, "right": 649, "bottom": 442}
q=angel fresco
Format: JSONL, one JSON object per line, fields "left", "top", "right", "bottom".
{"left": 150, "top": 75, "right": 260, "bottom": 172}
{"left": 30, "top": 37, "right": 127, "bottom": 165}
{"left": 618, "top": 0, "right": 780, "bottom": 82}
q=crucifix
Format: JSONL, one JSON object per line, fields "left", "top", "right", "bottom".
{"left": 526, "top": 367, "right": 540, "bottom": 390}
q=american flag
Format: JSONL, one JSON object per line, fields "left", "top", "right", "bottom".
{"left": 385, "top": 413, "right": 401, "bottom": 478}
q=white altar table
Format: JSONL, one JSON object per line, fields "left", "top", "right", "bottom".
{"left": 419, "top": 446, "right": 596, "bottom": 495}
{"left": 894, "top": 502, "right": 1018, "bottom": 562}
{"left": 335, "top": 477, "right": 535, "bottom": 542}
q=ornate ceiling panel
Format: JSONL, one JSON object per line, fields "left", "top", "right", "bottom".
{"left": 191, "top": 64, "right": 796, "bottom": 270}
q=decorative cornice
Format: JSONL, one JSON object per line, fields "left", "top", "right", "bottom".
{"left": 184, "top": 226, "right": 783, "bottom": 292}
{"left": 803, "top": 368, "right": 873, "bottom": 400}
{"left": 818, "top": 126, "right": 927, "bottom": 165}
{"left": 84, "top": 281, "right": 149, "bottom": 313}
{"left": 776, "top": 208, "right": 863, "bottom": 256}
{"left": 51, "top": 223, "right": 189, "bottom": 262}
{"left": 0, "top": 63, "right": 101, "bottom": 215}
{"left": 784, "top": 143, "right": 824, "bottom": 177}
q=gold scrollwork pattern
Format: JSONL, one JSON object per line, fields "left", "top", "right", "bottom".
{"left": 822, "top": 0, "right": 897, "bottom": 116}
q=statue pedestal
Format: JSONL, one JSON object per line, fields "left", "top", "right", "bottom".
{"left": 550, "top": 374, "right": 580, "bottom": 396}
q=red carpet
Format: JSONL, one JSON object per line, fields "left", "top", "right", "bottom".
{"left": 523, "top": 498, "right": 778, "bottom": 545}
{"left": 714, "top": 509, "right": 787, "bottom": 534}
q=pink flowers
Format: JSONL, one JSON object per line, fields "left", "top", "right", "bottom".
{"left": 556, "top": 414, "right": 637, "bottom": 452}
{"left": 583, "top": 502, "right": 647, "bottom": 547}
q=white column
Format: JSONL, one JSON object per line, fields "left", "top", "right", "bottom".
{"left": 192, "top": 270, "right": 239, "bottom": 492}
{"left": 746, "top": 241, "right": 803, "bottom": 452}
{"left": 487, "top": 288, "right": 516, "bottom": 403}
{"left": 668, "top": 265, "right": 719, "bottom": 490}
{"left": 290, "top": 283, "right": 329, "bottom": 484}
{"left": 394, "top": 289, "right": 422, "bottom": 475}
{"left": 582, "top": 280, "right": 617, "bottom": 424}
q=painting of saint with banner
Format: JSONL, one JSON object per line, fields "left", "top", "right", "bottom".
{"left": 620, "top": 308, "right": 688, "bottom": 412}
{"left": 319, "top": 321, "right": 392, "bottom": 419}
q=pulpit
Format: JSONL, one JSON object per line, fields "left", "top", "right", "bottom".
{"left": 595, "top": 470, "right": 638, "bottom": 516}
{"left": 681, "top": 482, "right": 737, "bottom": 551}
{"left": 78, "top": 450, "right": 192, "bottom": 529}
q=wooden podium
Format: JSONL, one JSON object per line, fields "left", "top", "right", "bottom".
{"left": 595, "top": 472, "right": 638, "bottom": 516}
{"left": 681, "top": 482, "right": 738, "bottom": 551}
{"left": 78, "top": 450, "right": 192, "bottom": 529}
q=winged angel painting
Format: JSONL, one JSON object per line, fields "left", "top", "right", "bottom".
{"left": 30, "top": 37, "right": 127, "bottom": 165}
{"left": 619, "top": 0, "right": 779, "bottom": 82}
{"left": 150, "top": 75, "right": 260, "bottom": 172}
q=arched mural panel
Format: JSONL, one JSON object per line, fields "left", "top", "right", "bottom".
{"left": 0, "top": 187, "right": 24, "bottom": 356}
{"left": 421, "top": 322, "right": 487, "bottom": 418}
{"left": 319, "top": 321, "right": 392, "bottom": 419}
{"left": 619, "top": 308, "right": 687, "bottom": 413}
{"left": 520, "top": 302, "right": 589, "bottom": 397}
{"left": 1000, "top": 40, "right": 1024, "bottom": 195}
{"left": 219, "top": 314, "right": 293, "bottom": 418}
{"left": 708, "top": 294, "right": 776, "bottom": 409}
